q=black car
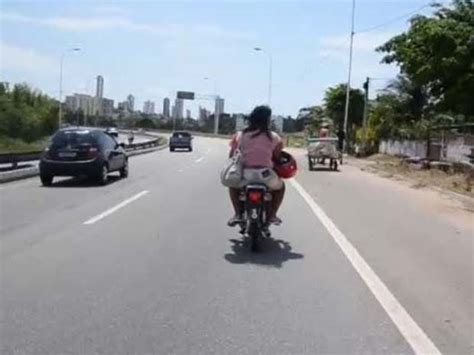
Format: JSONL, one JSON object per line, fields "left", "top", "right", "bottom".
{"left": 39, "top": 128, "right": 128, "bottom": 186}
{"left": 169, "top": 131, "right": 193, "bottom": 152}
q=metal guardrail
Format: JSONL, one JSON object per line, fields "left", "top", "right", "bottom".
{"left": 0, "top": 137, "right": 164, "bottom": 169}
{"left": 0, "top": 151, "right": 42, "bottom": 168}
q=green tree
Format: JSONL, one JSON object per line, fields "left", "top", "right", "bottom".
{"left": 377, "top": 0, "right": 474, "bottom": 118}
{"left": 0, "top": 83, "right": 59, "bottom": 142}
{"left": 323, "top": 84, "right": 364, "bottom": 131}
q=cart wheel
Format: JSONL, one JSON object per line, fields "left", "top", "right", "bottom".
{"left": 308, "top": 157, "right": 313, "bottom": 171}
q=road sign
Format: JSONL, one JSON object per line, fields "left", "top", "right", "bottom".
{"left": 177, "top": 91, "right": 195, "bottom": 100}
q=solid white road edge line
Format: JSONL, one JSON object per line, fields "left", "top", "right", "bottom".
{"left": 195, "top": 157, "right": 204, "bottom": 163}
{"left": 83, "top": 190, "right": 149, "bottom": 225}
{"left": 289, "top": 178, "right": 441, "bottom": 355}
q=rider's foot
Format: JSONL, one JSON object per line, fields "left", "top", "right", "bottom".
{"left": 227, "top": 215, "right": 242, "bottom": 227}
{"left": 269, "top": 216, "right": 283, "bottom": 226}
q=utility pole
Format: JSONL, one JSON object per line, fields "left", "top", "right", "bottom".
{"left": 362, "top": 77, "right": 370, "bottom": 153}
{"left": 343, "top": 0, "right": 356, "bottom": 152}
{"left": 363, "top": 77, "right": 370, "bottom": 129}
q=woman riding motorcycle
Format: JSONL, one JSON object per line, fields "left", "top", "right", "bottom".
{"left": 227, "top": 105, "right": 285, "bottom": 227}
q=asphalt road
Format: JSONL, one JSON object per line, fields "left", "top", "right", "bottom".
{"left": 0, "top": 137, "right": 472, "bottom": 354}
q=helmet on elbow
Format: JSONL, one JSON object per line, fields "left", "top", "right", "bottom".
{"left": 274, "top": 151, "right": 297, "bottom": 179}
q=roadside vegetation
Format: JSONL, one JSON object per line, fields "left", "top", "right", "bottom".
{"left": 0, "top": 83, "right": 58, "bottom": 153}
{"left": 296, "top": 0, "right": 473, "bottom": 152}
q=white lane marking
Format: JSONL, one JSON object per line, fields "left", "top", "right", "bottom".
{"left": 83, "top": 190, "right": 149, "bottom": 225}
{"left": 289, "top": 179, "right": 441, "bottom": 355}
{"left": 195, "top": 157, "right": 204, "bottom": 163}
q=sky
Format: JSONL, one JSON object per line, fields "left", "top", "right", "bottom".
{"left": 0, "top": 0, "right": 450, "bottom": 117}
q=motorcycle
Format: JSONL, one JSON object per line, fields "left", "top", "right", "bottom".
{"left": 238, "top": 183, "right": 272, "bottom": 252}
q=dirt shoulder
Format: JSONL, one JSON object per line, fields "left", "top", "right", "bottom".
{"left": 349, "top": 154, "right": 473, "bottom": 200}
{"left": 287, "top": 147, "right": 473, "bottom": 233}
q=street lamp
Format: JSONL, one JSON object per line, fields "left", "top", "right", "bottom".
{"left": 58, "top": 47, "right": 81, "bottom": 128}
{"left": 254, "top": 47, "right": 272, "bottom": 106}
{"left": 342, "top": 0, "right": 356, "bottom": 152}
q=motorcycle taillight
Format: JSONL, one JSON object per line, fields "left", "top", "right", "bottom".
{"left": 248, "top": 191, "right": 262, "bottom": 204}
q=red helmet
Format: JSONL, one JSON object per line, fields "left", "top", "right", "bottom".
{"left": 274, "top": 151, "right": 298, "bottom": 179}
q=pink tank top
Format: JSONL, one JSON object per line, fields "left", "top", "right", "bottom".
{"left": 230, "top": 131, "right": 281, "bottom": 168}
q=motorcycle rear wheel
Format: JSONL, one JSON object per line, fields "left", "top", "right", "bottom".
{"left": 248, "top": 223, "right": 261, "bottom": 252}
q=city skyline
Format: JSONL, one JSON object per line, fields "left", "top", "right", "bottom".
{"left": 0, "top": 0, "right": 449, "bottom": 116}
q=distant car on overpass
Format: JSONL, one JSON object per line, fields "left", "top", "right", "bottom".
{"left": 105, "top": 127, "right": 119, "bottom": 138}
{"left": 169, "top": 131, "right": 193, "bottom": 152}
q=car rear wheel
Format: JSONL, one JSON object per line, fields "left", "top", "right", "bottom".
{"left": 189, "top": 146, "right": 193, "bottom": 152}
{"left": 40, "top": 173, "right": 53, "bottom": 186}
{"left": 120, "top": 160, "right": 129, "bottom": 178}
{"left": 169, "top": 147, "right": 175, "bottom": 152}
{"left": 97, "top": 164, "right": 109, "bottom": 185}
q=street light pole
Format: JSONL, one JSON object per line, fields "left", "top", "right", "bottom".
{"left": 342, "top": 0, "right": 356, "bottom": 152}
{"left": 254, "top": 47, "right": 272, "bottom": 106}
{"left": 58, "top": 48, "right": 81, "bottom": 128}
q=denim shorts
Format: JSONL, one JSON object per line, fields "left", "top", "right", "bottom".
{"left": 240, "top": 168, "right": 284, "bottom": 191}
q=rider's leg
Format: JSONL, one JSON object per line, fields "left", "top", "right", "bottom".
{"left": 229, "top": 188, "right": 241, "bottom": 215}
{"left": 228, "top": 188, "right": 243, "bottom": 226}
{"left": 269, "top": 183, "right": 285, "bottom": 221}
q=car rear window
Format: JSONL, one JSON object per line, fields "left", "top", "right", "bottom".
{"left": 52, "top": 131, "right": 96, "bottom": 148}
{"left": 173, "top": 132, "right": 190, "bottom": 138}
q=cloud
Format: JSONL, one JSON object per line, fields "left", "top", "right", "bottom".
{"left": 0, "top": 42, "right": 57, "bottom": 73}
{"left": 94, "top": 5, "right": 128, "bottom": 16}
{"left": 320, "top": 31, "right": 395, "bottom": 56}
{"left": 0, "top": 12, "right": 254, "bottom": 41}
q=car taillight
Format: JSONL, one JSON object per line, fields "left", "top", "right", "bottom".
{"left": 43, "top": 147, "right": 52, "bottom": 159}
{"left": 86, "top": 147, "right": 98, "bottom": 159}
{"left": 248, "top": 191, "right": 262, "bottom": 204}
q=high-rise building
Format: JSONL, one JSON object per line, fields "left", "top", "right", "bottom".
{"left": 96, "top": 75, "right": 104, "bottom": 99}
{"left": 174, "top": 98, "right": 184, "bottom": 119}
{"left": 102, "top": 98, "right": 114, "bottom": 117}
{"left": 235, "top": 114, "right": 246, "bottom": 131}
{"left": 215, "top": 97, "right": 225, "bottom": 116}
{"left": 118, "top": 101, "right": 131, "bottom": 116}
{"left": 127, "top": 94, "right": 135, "bottom": 112}
{"left": 186, "top": 109, "right": 191, "bottom": 119}
{"left": 199, "top": 106, "right": 210, "bottom": 121}
{"left": 65, "top": 94, "right": 94, "bottom": 116}
{"left": 65, "top": 96, "right": 76, "bottom": 112}
{"left": 163, "top": 98, "right": 170, "bottom": 118}
{"left": 92, "top": 75, "right": 105, "bottom": 116}
{"left": 143, "top": 100, "right": 155, "bottom": 114}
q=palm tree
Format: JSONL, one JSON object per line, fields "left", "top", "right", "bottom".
{"left": 385, "top": 74, "right": 429, "bottom": 122}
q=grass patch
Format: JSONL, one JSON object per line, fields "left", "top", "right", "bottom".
{"left": 0, "top": 136, "right": 49, "bottom": 154}
{"left": 286, "top": 132, "right": 307, "bottom": 148}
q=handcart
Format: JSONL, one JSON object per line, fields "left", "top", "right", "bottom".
{"left": 307, "top": 137, "right": 342, "bottom": 171}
